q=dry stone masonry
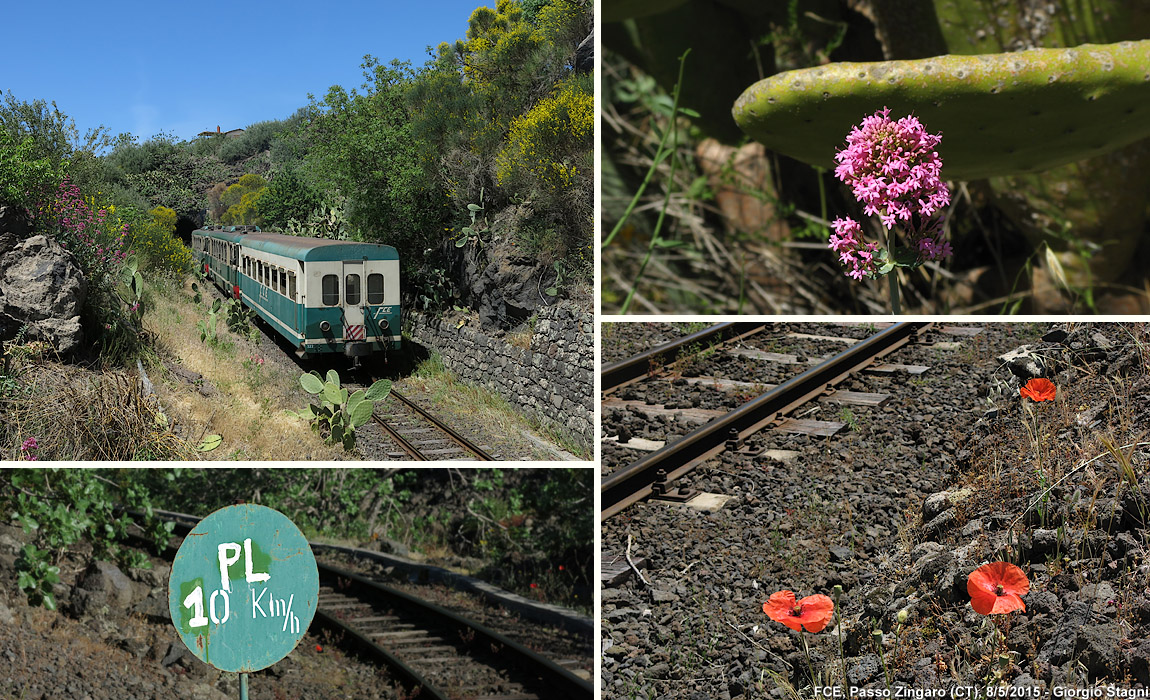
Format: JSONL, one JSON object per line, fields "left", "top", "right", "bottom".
{"left": 407, "top": 305, "right": 593, "bottom": 450}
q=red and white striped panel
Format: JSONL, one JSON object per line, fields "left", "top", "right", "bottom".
{"left": 345, "top": 325, "right": 366, "bottom": 341}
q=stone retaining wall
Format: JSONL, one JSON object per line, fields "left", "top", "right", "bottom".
{"left": 406, "top": 306, "right": 594, "bottom": 450}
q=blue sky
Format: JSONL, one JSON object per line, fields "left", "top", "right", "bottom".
{"left": 3, "top": 0, "right": 494, "bottom": 146}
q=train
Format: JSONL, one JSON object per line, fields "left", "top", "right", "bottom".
{"left": 191, "top": 225, "right": 402, "bottom": 363}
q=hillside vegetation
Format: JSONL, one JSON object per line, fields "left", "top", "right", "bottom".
{"left": 0, "top": 0, "right": 591, "bottom": 460}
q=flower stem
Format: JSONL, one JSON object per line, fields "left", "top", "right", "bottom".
{"left": 800, "top": 628, "right": 818, "bottom": 691}
{"left": 873, "top": 629, "right": 892, "bottom": 694}
{"left": 888, "top": 270, "right": 901, "bottom": 315}
{"left": 833, "top": 586, "right": 848, "bottom": 693}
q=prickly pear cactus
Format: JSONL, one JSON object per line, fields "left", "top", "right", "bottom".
{"left": 732, "top": 39, "right": 1150, "bottom": 181}
{"left": 935, "top": 0, "right": 1150, "bottom": 54}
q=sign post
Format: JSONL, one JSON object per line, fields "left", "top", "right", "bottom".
{"left": 168, "top": 504, "right": 319, "bottom": 696}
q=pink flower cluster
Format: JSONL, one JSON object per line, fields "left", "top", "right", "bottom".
{"left": 829, "top": 218, "right": 879, "bottom": 280}
{"left": 53, "top": 179, "right": 131, "bottom": 281}
{"left": 21, "top": 437, "right": 38, "bottom": 461}
{"left": 829, "top": 107, "right": 951, "bottom": 276}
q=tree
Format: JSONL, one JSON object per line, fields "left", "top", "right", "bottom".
{"left": 303, "top": 58, "right": 444, "bottom": 253}
{"left": 259, "top": 168, "right": 322, "bottom": 230}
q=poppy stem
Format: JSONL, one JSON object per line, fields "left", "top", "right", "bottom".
{"left": 873, "top": 629, "right": 892, "bottom": 695}
{"left": 800, "top": 628, "right": 818, "bottom": 691}
{"left": 833, "top": 586, "right": 848, "bottom": 693}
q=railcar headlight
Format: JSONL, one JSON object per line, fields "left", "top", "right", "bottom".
{"left": 379, "top": 319, "right": 389, "bottom": 330}
{"left": 319, "top": 321, "right": 331, "bottom": 332}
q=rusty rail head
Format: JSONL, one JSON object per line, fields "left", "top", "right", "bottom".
{"left": 601, "top": 322, "right": 767, "bottom": 392}
{"left": 601, "top": 321, "right": 932, "bottom": 520}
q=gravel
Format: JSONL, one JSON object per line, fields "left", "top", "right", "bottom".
{"left": 598, "top": 321, "right": 1121, "bottom": 698}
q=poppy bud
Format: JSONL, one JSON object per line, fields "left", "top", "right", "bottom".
{"left": 832, "top": 585, "right": 843, "bottom": 597}
{"left": 897, "top": 609, "right": 908, "bottom": 624}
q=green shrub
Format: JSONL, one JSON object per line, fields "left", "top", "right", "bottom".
{"left": 129, "top": 205, "right": 193, "bottom": 273}
{"left": 220, "top": 173, "right": 267, "bottom": 225}
{"left": 5, "top": 469, "right": 175, "bottom": 608}
{"left": 259, "top": 168, "right": 321, "bottom": 230}
{"left": 0, "top": 129, "right": 63, "bottom": 210}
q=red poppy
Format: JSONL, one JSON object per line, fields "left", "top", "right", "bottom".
{"left": 763, "top": 590, "right": 835, "bottom": 633}
{"left": 967, "top": 562, "right": 1029, "bottom": 615}
{"left": 1020, "top": 378, "right": 1056, "bottom": 402}
{"left": 315, "top": 645, "right": 323, "bottom": 652}
{"left": 530, "top": 583, "right": 538, "bottom": 589}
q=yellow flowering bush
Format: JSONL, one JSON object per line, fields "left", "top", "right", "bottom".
{"left": 496, "top": 78, "right": 593, "bottom": 196}
{"left": 130, "top": 205, "right": 193, "bottom": 273}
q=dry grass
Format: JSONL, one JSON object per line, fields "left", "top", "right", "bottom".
{"left": 145, "top": 277, "right": 347, "bottom": 461}
{"left": 2, "top": 359, "right": 194, "bottom": 461}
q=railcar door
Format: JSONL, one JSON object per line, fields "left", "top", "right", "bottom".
{"left": 342, "top": 261, "right": 366, "bottom": 343}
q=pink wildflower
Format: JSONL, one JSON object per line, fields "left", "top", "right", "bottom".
{"left": 20, "top": 437, "right": 39, "bottom": 461}
{"left": 829, "top": 107, "right": 952, "bottom": 277}
{"left": 834, "top": 107, "right": 950, "bottom": 227}
{"left": 829, "top": 218, "right": 880, "bottom": 280}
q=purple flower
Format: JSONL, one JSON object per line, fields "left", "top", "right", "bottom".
{"left": 20, "top": 437, "right": 39, "bottom": 460}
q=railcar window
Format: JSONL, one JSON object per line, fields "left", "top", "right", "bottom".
{"left": 367, "top": 274, "right": 384, "bottom": 304}
{"left": 288, "top": 273, "right": 297, "bottom": 301}
{"left": 279, "top": 268, "right": 287, "bottom": 296}
{"left": 322, "top": 275, "right": 339, "bottom": 305}
{"left": 346, "top": 274, "right": 361, "bottom": 306}
{"left": 272, "top": 268, "right": 279, "bottom": 291}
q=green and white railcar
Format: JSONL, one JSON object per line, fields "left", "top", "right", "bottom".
{"left": 191, "top": 226, "right": 402, "bottom": 362}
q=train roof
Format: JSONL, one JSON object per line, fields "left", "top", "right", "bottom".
{"left": 193, "top": 229, "right": 399, "bottom": 261}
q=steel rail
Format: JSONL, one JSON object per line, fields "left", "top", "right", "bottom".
{"left": 601, "top": 322, "right": 767, "bottom": 392}
{"left": 387, "top": 389, "right": 495, "bottom": 461}
{"left": 320, "top": 562, "right": 593, "bottom": 700}
{"left": 372, "top": 383, "right": 494, "bottom": 462}
{"left": 370, "top": 412, "right": 429, "bottom": 460}
{"left": 601, "top": 321, "right": 932, "bottom": 520}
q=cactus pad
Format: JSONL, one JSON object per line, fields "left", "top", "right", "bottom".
{"left": 732, "top": 40, "right": 1150, "bottom": 180}
{"left": 604, "top": 0, "right": 689, "bottom": 22}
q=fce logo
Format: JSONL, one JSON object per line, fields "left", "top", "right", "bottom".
{"left": 167, "top": 504, "right": 318, "bottom": 673}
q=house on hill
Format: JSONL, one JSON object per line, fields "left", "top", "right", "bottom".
{"left": 196, "top": 126, "right": 245, "bottom": 138}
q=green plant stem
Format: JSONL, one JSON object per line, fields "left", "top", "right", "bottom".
{"left": 800, "top": 628, "right": 818, "bottom": 691}
{"left": 620, "top": 49, "right": 690, "bottom": 314}
{"left": 874, "top": 630, "right": 892, "bottom": 694}
{"left": 602, "top": 50, "right": 690, "bottom": 250}
{"left": 815, "top": 166, "right": 829, "bottom": 239}
{"left": 888, "top": 271, "right": 901, "bottom": 315}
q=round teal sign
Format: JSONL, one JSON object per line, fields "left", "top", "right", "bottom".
{"left": 168, "top": 504, "right": 319, "bottom": 672}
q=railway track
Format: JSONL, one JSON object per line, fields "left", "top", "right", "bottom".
{"left": 601, "top": 321, "right": 944, "bottom": 520}
{"left": 598, "top": 322, "right": 1032, "bottom": 699}
{"left": 147, "top": 510, "right": 589, "bottom": 700}
{"left": 315, "top": 564, "right": 591, "bottom": 700}
{"left": 370, "top": 388, "right": 497, "bottom": 461}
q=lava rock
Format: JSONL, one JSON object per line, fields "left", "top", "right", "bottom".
{"left": 0, "top": 234, "right": 87, "bottom": 355}
{"left": 997, "top": 345, "right": 1047, "bottom": 380}
{"left": 922, "top": 488, "right": 974, "bottom": 523}
{"left": 73, "top": 560, "right": 136, "bottom": 617}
